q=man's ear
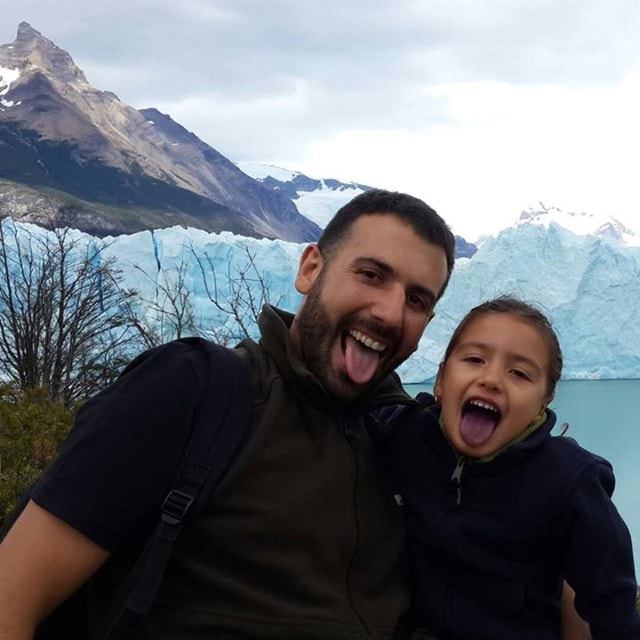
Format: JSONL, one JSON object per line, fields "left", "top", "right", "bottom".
{"left": 295, "top": 244, "right": 324, "bottom": 294}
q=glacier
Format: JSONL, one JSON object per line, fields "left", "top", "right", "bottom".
{"left": 4, "top": 203, "right": 638, "bottom": 383}
{"left": 407, "top": 220, "right": 640, "bottom": 382}
{"left": 106, "top": 213, "right": 640, "bottom": 383}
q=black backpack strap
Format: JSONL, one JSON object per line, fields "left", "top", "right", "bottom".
{"left": 91, "top": 339, "right": 254, "bottom": 639}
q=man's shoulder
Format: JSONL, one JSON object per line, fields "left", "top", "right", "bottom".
{"left": 121, "top": 338, "right": 253, "bottom": 385}
{"left": 122, "top": 338, "right": 210, "bottom": 373}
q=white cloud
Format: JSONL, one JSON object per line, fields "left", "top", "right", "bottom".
{"left": 294, "top": 65, "right": 640, "bottom": 239}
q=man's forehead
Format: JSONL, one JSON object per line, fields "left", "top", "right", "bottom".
{"left": 340, "top": 215, "right": 443, "bottom": 258}
{"left": 339, "top": 213, "right": 421, "bottom": 246}
{"left": 335, "top": 223, "right": 447, "bottom": 292}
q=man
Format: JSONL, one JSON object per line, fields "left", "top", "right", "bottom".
{"left": 0, "top": 189, "right": 455, "bottom": 639}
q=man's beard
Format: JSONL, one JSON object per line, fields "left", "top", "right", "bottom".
{"left": 294, "top": 274, "right": 399, "bottom": 402}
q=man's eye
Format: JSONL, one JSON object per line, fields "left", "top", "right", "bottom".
{"left": 407, "top": 293, "right": 427, "bottom": 310}
{"left": 361, "top": 269, "right": 380, "bottom": 281}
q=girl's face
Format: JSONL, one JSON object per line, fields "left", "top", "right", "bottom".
{"left": 434, "top": 312, "right": 552, "bottom": 458}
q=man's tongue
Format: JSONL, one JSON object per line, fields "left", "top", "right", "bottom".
{"left": 459, "top": 408, "right": 498, "bottom": 447}
{"left": 344, "top": 334, "right": 381, "bottom": 385}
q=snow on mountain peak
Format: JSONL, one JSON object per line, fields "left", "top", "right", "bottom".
{"left": 0, "top": 65, "right": 20, "bottom": 93}
{"left": 237, "top": 162, "right": 369, "bottom": 228}
{"left": 237, "top": 162, "right": 300, "bottom": 182}
{"left": 0, "top": 64, "right": 20, "bottom": 107}
{"left": 517, "top": 202, "right": 640, "bottom": 246}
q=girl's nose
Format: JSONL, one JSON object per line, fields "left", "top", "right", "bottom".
{"left": 477, "top": 365, "right": 503, "bottom": 392}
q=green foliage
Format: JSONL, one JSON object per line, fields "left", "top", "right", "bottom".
{"left": 0, "top": 385, "right": 74, "bottom": 526}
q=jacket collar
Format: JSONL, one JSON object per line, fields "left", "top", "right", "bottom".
{"left": 257, "top": 304, "right": 414, "bottom": 415}
{"left": 423, "top": 402, "right": 557, "bottom": 471}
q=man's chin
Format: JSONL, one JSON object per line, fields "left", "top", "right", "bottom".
{"left": 329, "top": 372, "right": 385, "bottom": 403}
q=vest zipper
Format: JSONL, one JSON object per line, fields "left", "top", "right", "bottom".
{"left": 344, "top": 420, "right": 373, "bottom": 640}
{"left": 451, "top": 456, "right": 466, "bottom": 506}
{"left": 443, "top": 455, "right": 468, "bottom": 636}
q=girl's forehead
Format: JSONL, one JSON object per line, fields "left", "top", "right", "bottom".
{"left": 455, "top": 313, "right": 548, "bottom": 353}
{"left": 461, "top": 312, "right": 534, "bottom": 334}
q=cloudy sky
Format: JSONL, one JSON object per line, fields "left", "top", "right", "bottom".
{"left": 2, "top": 0, "right": 640, "bottom": 238}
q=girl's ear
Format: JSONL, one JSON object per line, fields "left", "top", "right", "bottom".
{"left": 535, "top": 394, "right": 553, "bottom": 421}
{"left": 295, "top": 244, "right": 324, "bottom": 295}
{"left": 433, "top": 363, "right": 445, "bottom": 402}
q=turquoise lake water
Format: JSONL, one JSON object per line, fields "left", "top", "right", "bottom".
{"left": 404, "top": 379, "right": 640, "bottom": 577}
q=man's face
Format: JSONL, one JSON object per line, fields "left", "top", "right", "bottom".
{"left": 291, "top": 213, "right": 449, "bottom": 402}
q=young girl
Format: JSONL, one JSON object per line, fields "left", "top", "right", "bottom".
{"left": 384, "top": 296, "right": 640, "bottom": 640}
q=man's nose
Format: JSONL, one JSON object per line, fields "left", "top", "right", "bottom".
{"left": 370, "top": 285, "right": 405, "bottom": 328}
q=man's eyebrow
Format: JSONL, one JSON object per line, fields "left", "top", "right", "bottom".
{"left": 352, "top": 256, "right": 393, "bottom": 274}
{"left": 351, "top": 257, "right": 438, "bottom": 305}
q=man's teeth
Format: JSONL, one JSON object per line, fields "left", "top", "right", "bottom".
{"left": 469, "top": 399, "right": 499, "bottom": 413}
{"left": 349, "top": 329, "right": 385, "bottom": 352}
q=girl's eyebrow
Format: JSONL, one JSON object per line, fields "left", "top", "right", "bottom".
{"left": 454, "top": 340, "right": 487, "bottom": 352}
{"left": 455, "top": 341, "right": 544, "bottom": 374}
{"left": 511, "top": 355, "right": 544, "bottom": 375}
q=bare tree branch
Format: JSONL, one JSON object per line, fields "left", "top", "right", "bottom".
{"left": 190, "top": 244, "right": 281, "bottom": 346}
{"left": 0, "top": 221, "right": 144, "bottom": 405}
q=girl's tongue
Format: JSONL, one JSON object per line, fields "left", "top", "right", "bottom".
{"left": 459, "top": 407, "right": 499, "bottom": 447}
{"left": 344, "top": 334, "right": 381, "bottom": 385}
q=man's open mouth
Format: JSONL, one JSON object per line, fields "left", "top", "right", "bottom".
{"left": 342, "top": 329, "right": 386, "bottom": 385}
{"left": 348, "top": 329, "right": 385, "bottom": 353}
{"left": 459, "top": 399, "right": 501, "bottom": 447}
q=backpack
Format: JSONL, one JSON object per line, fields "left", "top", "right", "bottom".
{"left": 2, "top": 337, "right": 255, "bottom": 639}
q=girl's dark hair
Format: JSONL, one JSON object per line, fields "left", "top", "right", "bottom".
{"left": 317, "top": 189, "right": 456, "bottom": 300}
{"left": 442, "top": 295, "right": 563, "bottom": 396}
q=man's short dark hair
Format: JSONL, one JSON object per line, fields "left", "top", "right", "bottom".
{"left": 318, "top": 189, "right": 456, "bottom": 300}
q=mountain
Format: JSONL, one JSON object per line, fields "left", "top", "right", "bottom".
{"left": 0, "top": 23, "right": 321, "bottom": 242}
{"left": 0, "top": 23, "right": 478, "bottom": 250}
{"left": 237, "top": 162, "right": 373, "bottom": 228}
{"left": 516, "top": 202, "right": 640, "bottom": 246}
{"left": 238, "top": 162, "right": 478, "bottom": 259}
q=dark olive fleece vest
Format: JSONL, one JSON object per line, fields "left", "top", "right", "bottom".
{"left": 115, "top": 306, "right": 411, "bottom": 639}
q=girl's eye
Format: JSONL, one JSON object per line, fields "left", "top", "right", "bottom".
{"left": 511, "top": 369, "right": 530, "bottom": 380}
{"left": 463, "top": 356, "right": 483, "bottom": 364}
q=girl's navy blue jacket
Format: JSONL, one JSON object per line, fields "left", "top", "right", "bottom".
{"left": 381, "top": 394, "right": 640, "bottom": 640}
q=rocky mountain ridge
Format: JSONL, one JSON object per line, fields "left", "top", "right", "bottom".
{"left": 0, "top": 22, "right": 321, "bottom": 241}
{"left": 239, "top": 162, "right": 478, "bottom": 258}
